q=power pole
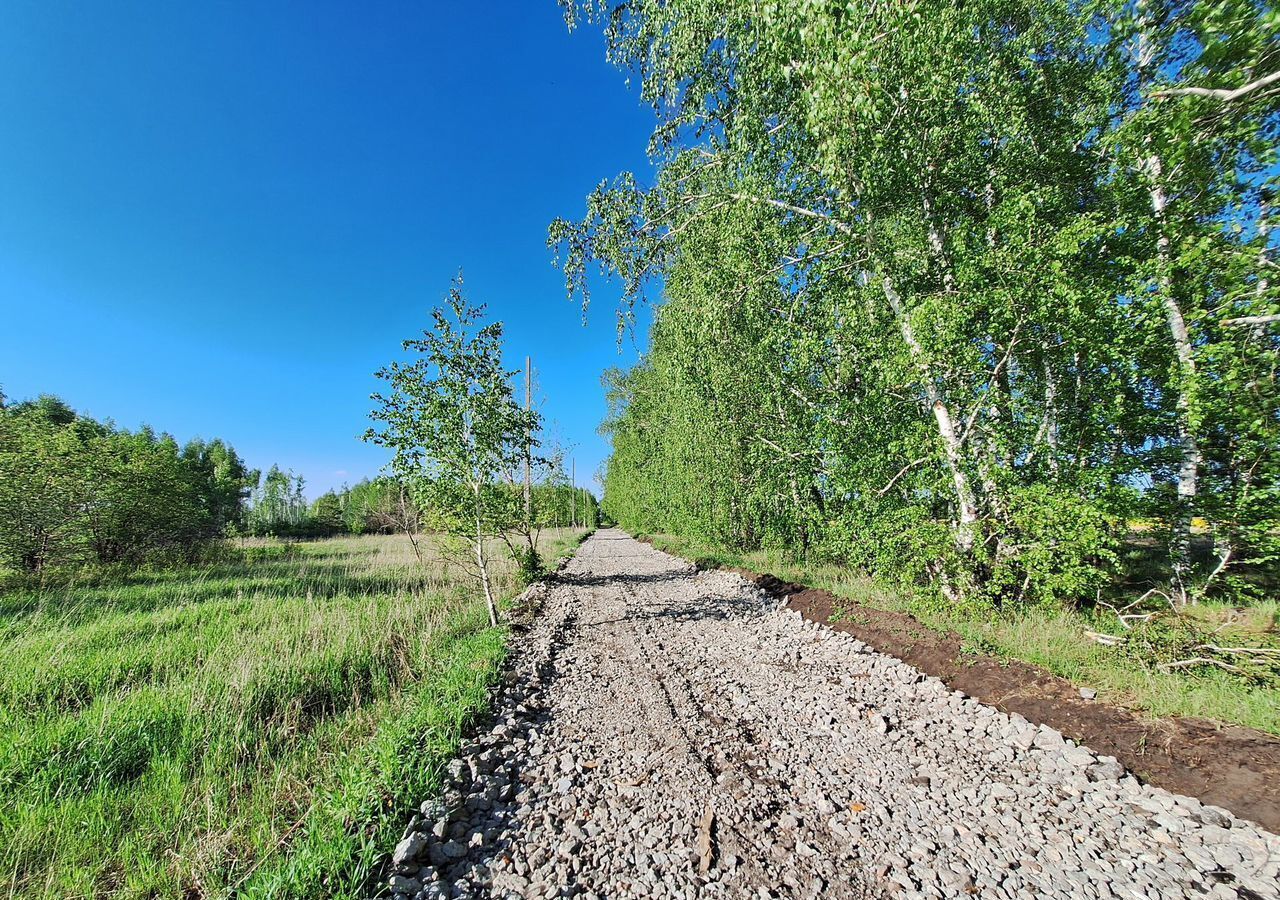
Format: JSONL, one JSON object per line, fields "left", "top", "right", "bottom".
{"left": 523, "top": 356, "right": 532, "bottom": 537}
{"left": 571, "top": 457, "right": 576, "bottom": 528}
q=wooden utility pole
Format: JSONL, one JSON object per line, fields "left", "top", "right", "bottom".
{"left": 571, "top": 457, "right": 576, "bottom": 528}
{"left": 523, "top": 356, "right": 532, "bottom": 533}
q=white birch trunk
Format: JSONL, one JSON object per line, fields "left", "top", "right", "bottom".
{"left": 922, "top": 175, "right": 958, "bottom": 295}
{"left": 881, "top": 275, "right": 978, "bottom": 553}
{"left": 476, "top": 510, "right": 498, "bottom": 627}
{"left": 1039, "top": 359, "right": 1061, "bottom": 476}
{"left": 1138, "top": 9, "right": 1200, "bottom": 601}
{"left": 524, "top": 356, "right": 535, "bottom": 557}
{"left": 1149, "top": 154, "right": 1201, "bottom": 602}
{"left": 1256, "top": 197, "right": 1271, "bottom": 306}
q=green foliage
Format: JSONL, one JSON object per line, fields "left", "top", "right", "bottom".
{"left": 181, "top": 437, "right": 257, "bottom": 536}
{"left": 513, "top": 544, "right": 544, "bottom": 587}
{"left": 987, "top": 485, "right": 1122, "bottom": 608}
{"left": 557, "top": 0, "right": 1280, "bottom": 608}
{"left": 0, "top": 396, "right": 256, "bottom": 575}
{"left": 310, "top": 491, "right": 345, "bottom": 536}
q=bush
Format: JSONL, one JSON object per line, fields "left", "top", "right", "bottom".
{"left": 983, "top": 484, "right": 1121, "bottom": 607}
{"left": 0, "top": 398, "right": 255, "bottom": 576}
{"left": 512, "top": 545, "right": 544, "bottom": 587}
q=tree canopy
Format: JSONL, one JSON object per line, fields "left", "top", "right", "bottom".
{"left": 557, "top": 0, "right": 1280, "bottom": 606}
{"left": 0, "top": 396, "right": 257, "bottom": 574}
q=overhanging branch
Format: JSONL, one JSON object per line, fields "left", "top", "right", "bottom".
{"left": 1153, "top": 71, "right": 1280, "bottom": 103}
{"left": 1222, "top": 313, "right": 1280, "bottom": 327}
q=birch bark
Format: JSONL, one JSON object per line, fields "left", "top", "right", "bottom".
{"left": 1137, "top": 10, "right": 1201, "bottom": 601}
{"left": 881, "top": 275, "right": 979, "bottom": 554}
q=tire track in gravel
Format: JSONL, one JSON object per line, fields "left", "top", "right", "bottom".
{"left": 383, "top": 530, "right": 1280, "bottom": 900}
{"left": 622, "top": 597, "right": 845, "bottom": 896}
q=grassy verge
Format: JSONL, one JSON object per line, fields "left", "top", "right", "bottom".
{"left": 0, "top": 529, "right": 586, "bottom": 899}
{"left": 544, "top": 526, "right": 595, "bottom": 571}
{"left": 643, "top": 533, "right": 1280, "bottom": 737}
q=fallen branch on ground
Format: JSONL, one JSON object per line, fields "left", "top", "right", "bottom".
{"left": 1159, "top": 656, "right": 1248, "bottom": 675}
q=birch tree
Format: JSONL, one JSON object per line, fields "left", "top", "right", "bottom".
{"left": 1104, "top": 0, "right": 1280, "bottom": 600}
{"left": 555, "top": 0, "right": 1124, "bottom": 600}
{"left": 558, "top": 0, "right": 1278, "bottom": 608}
{"left": 365, "top": 276, "right": 539, "bottom": 626}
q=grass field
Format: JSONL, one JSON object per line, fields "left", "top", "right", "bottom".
{"left": 645, "top": 533, "right": 1280, "bottom": 737}
{"left": 0, "top": 529, "right": 587, "bottom": 900}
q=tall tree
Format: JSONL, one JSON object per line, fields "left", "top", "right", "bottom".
{"left": 1102, "top": 0, "right": 1280, "bottom": 600}
{"left": 555, "top": 0, "right": 1129, "bottom": 601}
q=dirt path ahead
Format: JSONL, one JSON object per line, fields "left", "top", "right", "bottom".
{"left": 386, "top": 530, "right": 1280, "bottom": 900}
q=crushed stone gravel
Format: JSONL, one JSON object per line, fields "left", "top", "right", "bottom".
{"left": 383, "top": 530, "right": 1280, "bottom": 899}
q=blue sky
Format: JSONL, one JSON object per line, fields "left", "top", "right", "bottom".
{"left": 0, "top": 0, "right": 655, "bottom": 497}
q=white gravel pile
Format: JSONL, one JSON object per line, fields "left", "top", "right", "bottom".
{"left": 383, "top": 530, "right": 1280, "bottom": 899}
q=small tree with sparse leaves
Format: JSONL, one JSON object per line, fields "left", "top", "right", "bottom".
{"left": 364, "top": 275, "right": 539, "bottom": 626}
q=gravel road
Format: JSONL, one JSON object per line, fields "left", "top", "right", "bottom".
{"left": 386, "top": 529, "right": 1280, "bottom": 900}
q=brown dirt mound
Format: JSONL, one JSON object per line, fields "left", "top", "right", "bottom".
{"left": 719, "top": 567, "right": 1280, "bottom": 833}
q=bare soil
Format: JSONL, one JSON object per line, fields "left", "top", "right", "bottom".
{"left": 731, "top": 568, "right": 1280, "bottom": 833}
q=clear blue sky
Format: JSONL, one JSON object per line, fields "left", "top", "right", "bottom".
{"left": 0, "top": 0, "right": 655, "bottom": 497}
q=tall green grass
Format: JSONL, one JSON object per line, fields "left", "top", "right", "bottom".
{"left": 646, "top": 533, "right": 1280, "bottom": 737}
{"left": 0, "top": 530, "right": 585, "bottom": 899}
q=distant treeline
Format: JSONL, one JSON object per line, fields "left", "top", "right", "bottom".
{"left": 297, "top": 479, "right": 601, "bottom": 539}
{"left": 246, "top": 475, "right": 421, "bottom": 540}
{"left": 0, "top": 391, "right": 601, "bottom": 573}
